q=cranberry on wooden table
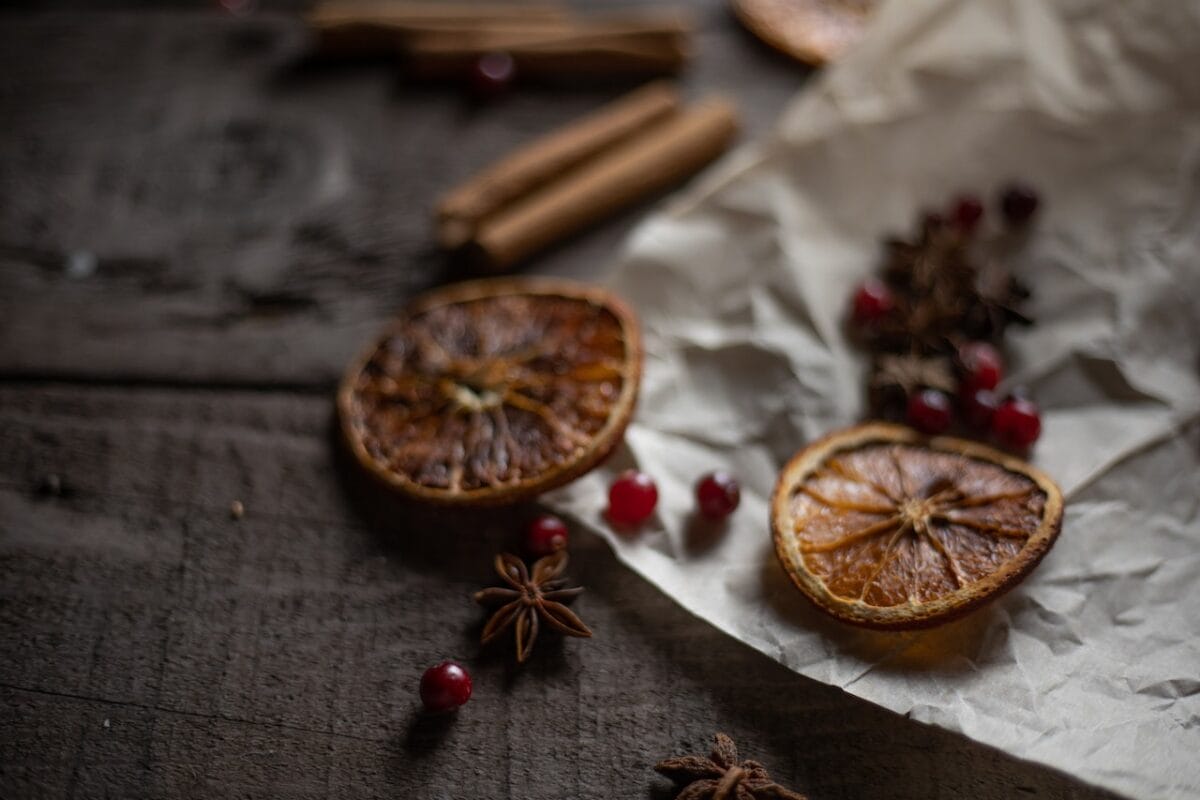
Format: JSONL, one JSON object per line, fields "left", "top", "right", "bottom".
{"left": 419, "top": 661, "right": 472, "bottom": 713}
{"left": 608, "top": 470, "right": 658, "bottom": 525}
{"left": 695, "top": 471, "right": 740, "bottom": 519}
{"left": 470, "top": 52, "right": 516, "bottom": 98}
{"left": 525, "top": 514, "right": 568, "bottom": 556}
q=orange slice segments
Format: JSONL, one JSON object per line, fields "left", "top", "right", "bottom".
{"left": 771, "top": 423, "right": 1063, "bottom": 630}
{"left": 338, "top": 277, "right": 642, "bottom": 506}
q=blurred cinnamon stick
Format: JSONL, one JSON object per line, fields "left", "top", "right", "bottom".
{"left": 405, "top": 15, "right": 691, "bottom": 78}
{"left": 309, "top": 2, "right": 569, "bottom": 58}
{"left": 307, "top": 2, "right": 691, "bottom": 77}
{"left": 469, "top": 97, "right": 738, "bottom": 271}
{"left": 437, "top": 81, "right": 682, "bottom": 249}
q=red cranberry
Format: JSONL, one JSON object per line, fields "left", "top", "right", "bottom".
{"left": 852, "top": 278, "right": 895, "bottom": 325}
{"left": 958, "top": 341, "right": 1004, "bottom": 391}
{"left": 907, "top": 389, "right": 953, "bottom": 434}
{"left": 695, "top": 471, "right": 740, "bottom": 519}
{"left": 608, "top": 470, "right": 658, "bottom": 525}
{"left": 992, "top": 397, "right": 1042, "bottom": 450}
{"left": 962, "top": 386, "right": 1000, "bottom": 431}
{"left": 525, "top": 514, "right": 568, "bottom": 556}
{"left": 419, "top": 661, "right": 472, "bottom": 713}
{"left": 951, "top": 194, "right": 984, "bottom": 233}
{"left": 470, "top": 52, "right": 516, "bottom": 98}
{"left": 1000, "top": 183, "right": 1040, "bottom": 226}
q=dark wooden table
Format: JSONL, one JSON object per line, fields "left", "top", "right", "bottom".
{"left": 0, "top": 4, "right": 1120, "bottom": 798}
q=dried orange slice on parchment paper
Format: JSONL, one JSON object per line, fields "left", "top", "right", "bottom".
{"left": 338, "top": 277, "right": 642, "bottom": 506}
{"left": 731, "top": 0, "right": 877, "bottom": 65}
{"left": 772, "top": 423, "right": 1063, "bottom": 630}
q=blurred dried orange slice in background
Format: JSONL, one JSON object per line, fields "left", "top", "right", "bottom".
{"left": 339, "top": 278, "right": 642, "bottom": 506}
{"left": 732, "top": 0, "right": 876, "bottom": 65}
{"left": 772, "top": 423, "right": 1063, "bottom": 629}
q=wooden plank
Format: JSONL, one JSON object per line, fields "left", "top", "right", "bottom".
{"left": 0, "top": 384, "right": 1119, "bottom": 798}
{"left": 0, "top": 9, "right": 804, "bottom": 388}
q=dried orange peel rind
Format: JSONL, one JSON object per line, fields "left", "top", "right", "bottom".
{"left": 338, "top": 277, "right": 642, "bottom": 506}
{"left": 731, "top": 0, "right": 875, "bottom": 66}
{"left": 771, "top": 423, "right": 1063, "bottom": 630}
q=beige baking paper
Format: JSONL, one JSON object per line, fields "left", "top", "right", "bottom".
{"left": 549, "top": 1, "right": 1200, "bottom": 797}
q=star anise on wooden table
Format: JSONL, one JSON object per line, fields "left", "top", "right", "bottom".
{"left": 474, "top": 551, "right": 591, "bottom": 663}
{"left": 654, "top": 733, "right": 808, "bottom": 800}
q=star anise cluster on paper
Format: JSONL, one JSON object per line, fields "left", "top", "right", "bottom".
{"left": 654, "top": 733, "right": 808, "bottom": 800}
{"left": 868, "top": 218, "right": 1032, "bottom": 357}
{"left": 474, "top": 550, "right": 591, "bottom": 663}
{"left": 860, "top": 215, "right": 1033, "bottom": 416}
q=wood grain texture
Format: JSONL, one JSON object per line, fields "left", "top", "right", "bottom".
{"left": 0, "top": 3, "right": 1120, "bottom": 799}
{"left": 0, "top": 6, "right": 804, "bottom": 387}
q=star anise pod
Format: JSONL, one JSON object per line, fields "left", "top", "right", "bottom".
{"left": 654, "top": 733, "right": 808, "bottom": 800}
{"left": 882, "top": 220, "right": 974, "bottom": 294}
{"left": 872, "top": 227, "right": 977, "bottom": 355}
{"left": 865, "top": 289, "right": 965, "bottom": 356}
{"left": 869, "top": 353, "right": 957, "bottom": 418}
{"left": 903, "top": 288, "right": 969, "bottom": 354}
{"left": 963, "top": 260, "right": 1033, "bottom": 341}
{"left": 474, "top": 551, "right": 591, "bottom": 663}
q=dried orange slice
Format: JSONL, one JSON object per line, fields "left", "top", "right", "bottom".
{"left": 731, "top": 0, "right": 876, "bottom": 66}
{"left": 338, "top": 277, "right": 642, "bottom": 506}
{"left": 771, "top": 423, "right": 1063, "bottom": 629}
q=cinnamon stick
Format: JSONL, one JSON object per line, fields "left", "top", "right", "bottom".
{"left": 405, "top": 15, "right": 691, "bottom": 79}
{"left": 308, "top": 2, "right": 569, "bottom": 58}
{"left": 309, "top": 1, "right": 566, "bottom": 23}
{"left": 469, "top": 97, "right": 738, "bottom": 271}
{"left": 437, "top": 81, "right": 682, "bottom": 249}
{"left": 308, "top": 3, "right": 691, "bottom": 76}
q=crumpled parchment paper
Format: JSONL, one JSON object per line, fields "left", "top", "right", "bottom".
{"left": 548, "top": 1, "right": 1200, "bottom": 797}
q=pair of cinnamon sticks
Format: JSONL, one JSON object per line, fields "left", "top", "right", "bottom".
{"left": 436, "top": 81, "right": 739, "bottom": 271}
{"left": 308, "top": 2, "right": 691, "bottom": 78}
